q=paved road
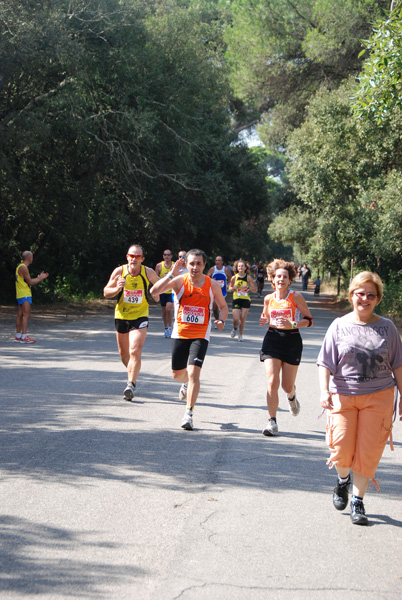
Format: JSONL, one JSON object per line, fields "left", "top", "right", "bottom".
{"left": 1, "top": 283, "right": 401, "bottom": 599}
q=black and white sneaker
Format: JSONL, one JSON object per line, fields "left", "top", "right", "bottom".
{"left": 123, "top": 381, "right": 136, "bottom": 401}
{"left": 350, "top": 500, "right": 368, "bottom": 525}
{"left": 333, "top": 475, "right": 351, "bottom": 511}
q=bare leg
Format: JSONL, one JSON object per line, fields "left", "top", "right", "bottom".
{"left": 16, "top": 301, "right": 31, "bottom": 335}
{"left": 116, "top": 327, "right": 147, "bottom": 383}
{"left": 172, "top": 365, "right": 200, "bottom": 409}
{"left": 264, "top": 358, "right": 282, "bottom": 418}
{"left": 238, "top": 307, "right": 249, "bottom": 335}
{"left": 232, "top": 308, "right": 241, "bottom": 332}
{"left": 281, "top": 362, "right": 299, "bottom": 398}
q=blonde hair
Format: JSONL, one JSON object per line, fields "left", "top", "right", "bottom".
{"left": 267, "top": 259, "right": 296, "bottom": 288}
{"left": 348, "top": 271, "right": 383, "bottom": 304}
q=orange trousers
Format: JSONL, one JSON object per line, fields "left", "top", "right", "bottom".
{"left": 326, "top": 387, "right": 394, "bottom": 479}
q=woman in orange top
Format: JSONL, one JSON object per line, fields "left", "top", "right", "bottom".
{"left": 259, "top": 259, "right": 313, "bottom": 437}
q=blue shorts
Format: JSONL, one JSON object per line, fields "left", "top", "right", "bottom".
{"left": 160, "top": 292, "right": 173, "bottom": 307}
{"left": 17, "top": 297, "right": 32, "bottom": 305}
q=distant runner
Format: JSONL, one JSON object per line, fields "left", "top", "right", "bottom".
{"left": 207, "top": 255, "right": 231, "bottom": 321}
{"left": 15, "top": 251, "right": 49, "bottom": 344}
{"left": 228, "top": 259, "right": 256, "bottom": 342}
{"left": 155, "top": 249, "right": 174, "bottom": 338}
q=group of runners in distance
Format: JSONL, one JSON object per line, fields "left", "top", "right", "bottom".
{"left": 14, "top": 244, "right": 402, "bottom": 526}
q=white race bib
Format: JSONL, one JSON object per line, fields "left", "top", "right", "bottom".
{"left": 270, "top": 308, "right": 292, "bottom": 326}
{"left": 182, "top": 305, "right": 206, "bottom": 324}
{"left": 124, "top": 289, "right": 144, "bottom": 304}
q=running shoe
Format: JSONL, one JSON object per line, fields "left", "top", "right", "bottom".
{"left": 238, "top": 334, "right": 243, "bottom": 342}
{"left": 230, "top": 329, "right": 236, "bottom": 338}
{"left": 350, "top": 500, "right": 368, "bottom": 525}
{"left": 164, "top": 328, "right": 169, "bottom": 338}
{"left": 288, "top": 392, "right": 300, "bottom": 416}
{"left": 166, "top": 327, "right": 172, "bottom": 338}
{"left": 123, "top": 381, "right": 136, "bottom": 401}
{"left": 20, "top": 336, "right": 36, "bottom": 344}
{"left": 181, "top": 411, "right": 193, "bottom": 430}
{"left": 333, "top": 475, "right": 351, "bottom": 511}
{"left": 179, "top": 383, "right": 188, "bottom": 401}
{"left": 262, "top": 418, "right": 278, "bottom": 436}
{"left": 14, "top": 336, "right": 22, "bottom": 342}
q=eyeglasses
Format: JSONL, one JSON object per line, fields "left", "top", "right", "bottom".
{"left": 354, "top": 291, "right": 377, "bottom": 301}
{"left": 163, "top": 253, "right": 172, "bottom": 256}
{"left": 127, "top": 254, "right": 142, "bottom": 259}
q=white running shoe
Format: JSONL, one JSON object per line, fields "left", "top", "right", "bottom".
{"left": 238, "top": 334, "right": 243, "bottom": 342}
{"left": 179, "top": 383, "right": 188, "bottom": 401}
{"left": 181, "top": 410, "right": 193, "bottom": 430}
{"left": 230, "top": 329, "right": 236, "bottom": 338}
{"left": 262, "top": 418, "right": 278, "bottom": 436}
{"left": 288, "top": 390, "right": 300, "bottom": 416}
{"left": 123, "top": 381, "right": 136, "bottom": 401}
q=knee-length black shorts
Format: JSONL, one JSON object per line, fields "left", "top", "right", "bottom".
{"left": 260, "top": 327, "right": 303, "bottom": 366}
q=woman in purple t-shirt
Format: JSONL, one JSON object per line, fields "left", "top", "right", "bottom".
{"left": 317, "top": 271, "right": 402, "bottom": 525}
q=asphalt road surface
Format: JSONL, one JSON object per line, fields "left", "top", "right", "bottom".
{"left": 1, "top": 282, "right": 401, "bottom": 599}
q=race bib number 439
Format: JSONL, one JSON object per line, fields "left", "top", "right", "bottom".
{"left": 182, "top": 305, "right": 205, "bottom": 324}
{"left": 124, "top": 289, "right": 143, "bottom": 304}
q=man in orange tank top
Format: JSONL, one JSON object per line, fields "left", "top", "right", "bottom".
{"left": 151, "top": 249, "right": 228, "bottom": 430}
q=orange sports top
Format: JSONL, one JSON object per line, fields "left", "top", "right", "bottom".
{"left": 172, "top": 274, "right": 214, "bottom": 340}
{"left": 266, "top": 290, "right": 301, "bottom": 327}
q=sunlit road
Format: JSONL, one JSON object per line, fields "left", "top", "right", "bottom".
{"left": 1, "top": 283, "right": 401, "bottom": 599}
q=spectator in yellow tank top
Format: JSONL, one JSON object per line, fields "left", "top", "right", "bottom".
{"left": 15, "top": 251, "right": 49, "bottom": 344}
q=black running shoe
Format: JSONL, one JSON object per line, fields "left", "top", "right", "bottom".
{"left": 333, "top": 475, "right": 350, "bottom": 511}
{"left": 350, "top": 500, "right": 368, "bottom": 526}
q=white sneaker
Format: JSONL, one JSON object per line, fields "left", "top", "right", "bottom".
{"left": 288, "top": 393, "right": 300, "bottom": 416}
{"left": 238, "top": 334, "right": 243, "bottom": 342}
{"left": 179, "top": 384, "right": 188, "bottom": 401}
{"left": 166, "top": 327, "right": 172, "bottom": 338}
{"left": 262, "top": 418, "right": 278, "bottom": 436}
{"left": 230, "top": 329, "right": 236, "bottom": 338}
{"left": 123, "top": 381, "right": 136, "bottom": 401}
{"left": 181, "top": 410, "right": 193, "bottom": 430}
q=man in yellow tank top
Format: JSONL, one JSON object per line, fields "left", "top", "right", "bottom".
{"left": 103, "top": 244, "right": 160, "bottom": 401}
{"left": 15, "top": 251, "right": 49, "bottom": 343}
{"left": 155, "top": 249, "right": 174, "bottom": 337}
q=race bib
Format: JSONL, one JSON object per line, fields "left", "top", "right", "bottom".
{"left": 124, "top": 289, "right": 143, "bottom": 304}
{"left": 182, "top": 305, "right": 206, "bottom": 324}
{"left": 270, "top": 308, "right": 292, "bottom": 325}
{"left": 217, "top": 280, "right": 225, "bottom": 288}
{"left": 238, "top": 286, "right": 248, "bottom": 297}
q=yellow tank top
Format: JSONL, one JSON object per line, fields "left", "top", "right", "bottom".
{"left": 232, "top": 274, "right": 250, "bottom": 301}
{"left": 114, "top": 264, "right": 150, "bottom": 320}
{"left": 159, "top": 261, "right": 173, "bottom": 294}
{"left": 15, "top": 262, "right": 32, "bottom": 300}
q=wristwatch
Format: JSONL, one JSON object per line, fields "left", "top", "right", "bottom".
{"left": 291, "top": 321, "right": 298, "bottom": 329}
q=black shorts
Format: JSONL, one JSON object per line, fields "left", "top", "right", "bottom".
{"left": 160, "top": 292, "right": 174, "bottom": 307}
{"left": 260, "top": 327, "right": 303, "bottom": 366}
{"left": 115, "top": 317, "right": 149, "bottom": 334}
{"left": 171, "top": 338, "right": 209, "bottom": 371}
{"left": 232, "top": 298, "right": 251, "bottom": 310}
{"left": 257, "top": 276, "right": 264, "bottom": 283}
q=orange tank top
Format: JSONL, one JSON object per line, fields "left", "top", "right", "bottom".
{"left": 172, "top": 274, "right": 214, "bottom": 340}
{"left": 267, "top": 290, "right": 300, "bottom": 327}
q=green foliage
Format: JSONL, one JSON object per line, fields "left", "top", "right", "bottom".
{"left": 354, "top": 3, "right": 402, "bottom": 122}
{"left": 0, "top": 0, "right": 272, "bottom": 302}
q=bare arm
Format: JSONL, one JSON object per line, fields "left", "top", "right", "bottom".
{"left": 318, "top": 365, "right": 333, "bottom": 410}
{"left": 259, "top": 295, "right": 270, "bottom": 326}
{"left": 228, "top": 275, "right": 236, "bottom": 292}
{"left": 211, "top": 279, "right": 228, "bottom": 330}
{"left": 103, "top": 266, "right": 124, "bottom": 299}
{"left": 19, "top": 264, "right": 48, "bottom": 287}
{"left": 393, "top": 364, "right": 402, "bottom": 421}
{"left": 247, "top": 275, "right": 257, "bottom": 293}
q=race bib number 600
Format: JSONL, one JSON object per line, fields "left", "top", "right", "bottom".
{"left": 124, "top": 289, "right": 143, "bottom": 304}
{"left": 182, "top": 305, "right": 205, "bottom": 324}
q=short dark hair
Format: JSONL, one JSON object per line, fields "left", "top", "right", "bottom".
{"left": 186, "top": 249, "right": 206, "bottom": 264}
{"left": 127, "top": 243, "right": 144, "bottom": 256}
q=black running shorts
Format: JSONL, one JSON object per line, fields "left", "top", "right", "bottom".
{"left": 115, "top": 317, "right": 149, "bottom": 334}
{"left": 260, "top": 327, "right": 302, "bottom": 366}
{"left": 171, "top": 338, "right": 209, "bottom": 371}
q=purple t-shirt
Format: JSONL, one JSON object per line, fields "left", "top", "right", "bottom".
{"left": 317, "top": 315, "right": 402, "bottom": 395}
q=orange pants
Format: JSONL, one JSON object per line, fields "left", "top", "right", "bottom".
{"left": 326, "top": 388, "right": 394, "bottom": 479}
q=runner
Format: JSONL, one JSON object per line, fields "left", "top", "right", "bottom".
{"left": 228, "top": 259, "right": 257, "bottom": 342}
{"left": 155, "top": 249, "right": 174, "bottom": 337}
{"left": 15, "top": 251, "right": 49, "bottom": 343}
{"left": 177, "top": 250, "right": 188, "bottom": 274}
{"left": 103, "top": 244, "right": 160, "bottom": 401}
{"left": 207, "top": 255, "right": 231, "bottom": 321}
{"left": 259, "top": 259, "right": 313, "bottom": 436}
{"left": 150, "top": 249, "right": 228, "bottom": 430}
{"left": 255, "top": 261, "right": 266, "bottom": 297}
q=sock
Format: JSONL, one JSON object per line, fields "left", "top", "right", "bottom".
{"left": 338, "top": 474, "right": 350, "bottom": 485}
{"left": 186, "top": 406, "right": 193, "bottom": 412}
{"left": 21, "top": 334, "right": 27, "bottom": 340}
{"left": 15, "top": 333, "right": 21, "bottom": 339}
{"left": 352, "top": 495, "right": 364, "bottom": 505}
{"left": 270, "top": 417, "right": 277, "bottom": 423}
